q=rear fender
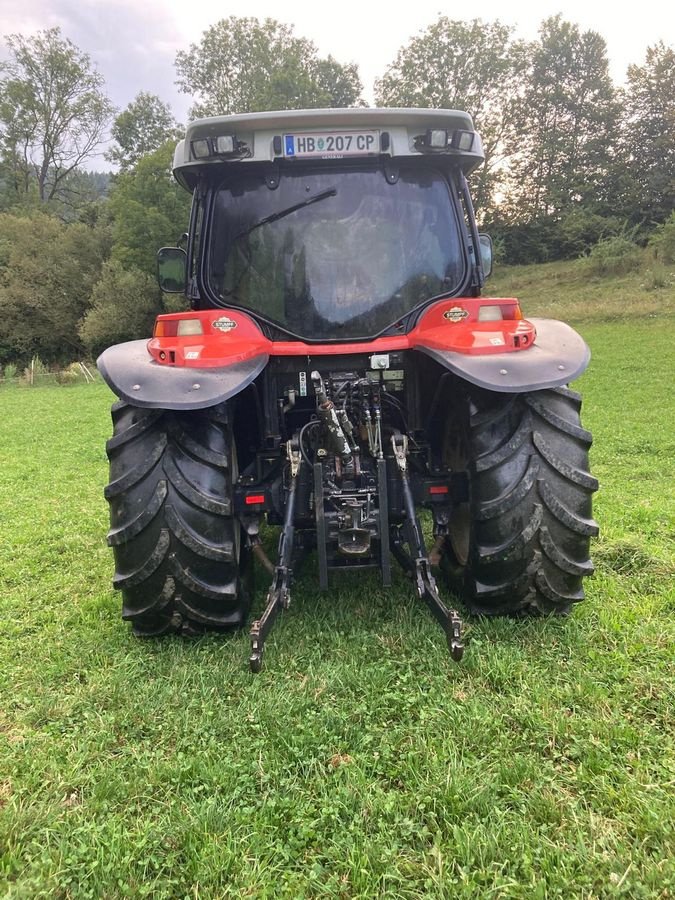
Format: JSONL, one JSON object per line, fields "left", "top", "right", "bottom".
{"left": 97, "top": 340, "right": 268, "bottom": 410}
{"left": 412, "top": 317, "right": 590, "bottom": 393}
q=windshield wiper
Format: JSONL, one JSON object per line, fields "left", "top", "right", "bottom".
{"left": 232, "top": 188, "right": 337, "bottom": 243}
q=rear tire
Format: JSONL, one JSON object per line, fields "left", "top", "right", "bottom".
{"left": 104, "top": 401, "right": 251, "bottom": 636}
{"left": 442, "top": 386, "right": 598, "bottom": 615}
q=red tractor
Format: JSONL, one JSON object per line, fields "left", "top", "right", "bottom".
{"left": 98, "top": 108, "right": 598, "bottom": 671}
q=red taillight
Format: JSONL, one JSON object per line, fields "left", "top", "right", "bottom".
{"left": 429, "top": 485, "right": 449, "bottom": 495}
{"left": 154, "top": 319, "right": 178, "bottom": 337}
{"left": 245, "top": 494, "right": 266, "bottom": 506}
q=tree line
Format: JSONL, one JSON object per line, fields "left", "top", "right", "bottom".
{"left": 0, "top": 16, "right": 673, "bottom": 367}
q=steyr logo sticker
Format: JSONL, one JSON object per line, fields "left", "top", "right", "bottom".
{"left": 443, "top": 307, "right": 469, "bottom": 322}
{"left": 212, "top": 316, "right": 237, "bottom": 332}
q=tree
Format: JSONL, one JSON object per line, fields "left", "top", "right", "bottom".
{"left": 79, "top": 261, "right": 163, "bottom": 356}
{"left": 375, "top": 18, "right": 529, "bottom": 216}
{"left": 621, "top": 42, "right": 675, "bottom": 226}
{"left": 107, "top": 141, "right": 192, "bottom": 275}
{"left": 504, "top": 16, "right": 619, "bottom": 222}
{"left": 107, "top": 92, "right": 182, "bottom": 172}
{"left": 0, "top": 212, "right": 110, "bottom": 365}
{"left": 76, "top": 141, "right": 191, "bottom": 356}
{"left": 175, "top": 17, "right": 362, "bottom": 117}
{"left": 0, "top": 28, "right": 114, "bottom": 204}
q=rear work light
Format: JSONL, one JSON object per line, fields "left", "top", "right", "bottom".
{"left": 419, "top": 129, "right": 476, "bottom": 153}
{"left": 450, "top": 130, "right": 475, "bottom": 151}
{"left": 214, "top": 135, "right": 235, "bottom": 154}
{"left": 191, "top": 139, "right": 211, "bottom": 159}
{"left": 191, "top": 134, "right": 244, "bottom": 160}
{"left": 426, "top": 129, "right": 448, "bottom": 148}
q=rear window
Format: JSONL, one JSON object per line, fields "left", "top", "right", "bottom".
{"left": 208, "top": 164, "right": 465, "bottom": 340}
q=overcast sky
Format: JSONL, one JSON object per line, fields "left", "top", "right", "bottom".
{"left": 1, "top": 0, "right": 672, "bottom": 165}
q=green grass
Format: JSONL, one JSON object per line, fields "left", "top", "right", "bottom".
{"left": 1, "top": 296, "right": 674, "bottom": 896}
{"left": 490, "top": 257, "right": 675, "bottom": 324}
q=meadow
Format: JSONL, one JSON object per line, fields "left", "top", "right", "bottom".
{"left": 0, "top": 262, "right": 673, "bottom": 897}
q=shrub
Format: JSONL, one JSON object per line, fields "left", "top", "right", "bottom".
{"left": 3, "top": 362, "right": 18, "bottom": 381}
{"left": 558, "top": 209, "right": 623, "bottom": 258}
{"left": 22, "top": 355, "right": 50, "bottom": 385}
{"left": 79, "top": 261, "right": 166, "bottom": 357}
{"left": 648, "top": 213, "right": 675, "bottom": 264}
{"left": 54, "top": 370, "right": 80, "bottom": 386}
{"left": 640, "top": 266, "right": 675, "bottom": 291}
{"left": 584, "top": 236, "right": 643, "bottom": 276}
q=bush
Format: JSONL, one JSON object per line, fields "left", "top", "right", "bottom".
{"left": 3, "top": 362, "right": 18, "bottom": 381}
{"left": 640, "top": 266, "right": 675, "bottom": 291}
{"left": 54, "top": 370, "right": 80, "bottom": 386}
{"left": 648, "top": 213, "right": 675, "bottom": 264}
{"left": 487, "top": 211, "right": 624, "bottom": 265}
{"left": 22, "top": 355, "right": 49, "bottom": 383}
{"left": 584, "top": 236, "right": 643, "bottom": 276}
{"left": 79, "top": 261, "right": 166, "bottom": 356}
{"left": 557, "top": 209, "right": 623, "bottom": 258}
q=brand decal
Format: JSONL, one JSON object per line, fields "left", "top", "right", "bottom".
{"left": 212, "top": 316, "right": 237, "bottom": 332}
{"left": 185, "top": 350, "right": 200, "bottom": 359}
{"left": 443, "top": 307, "right": 469, "bottom": 323}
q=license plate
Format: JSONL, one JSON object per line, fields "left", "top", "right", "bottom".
{"left": 283, "top": 131, "right": 379, "bottom": 158}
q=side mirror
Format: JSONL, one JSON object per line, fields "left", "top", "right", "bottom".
{"left": 157, "top": 247, "right": 187, "bottom": 293}
{"left": 478, "top": 233, "right": 493, "bottom": 278}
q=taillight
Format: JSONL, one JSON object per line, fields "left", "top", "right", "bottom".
{"left": 177, "top": 320, "right": 203, "bottom": 336}
{"left": 154, "top": 318, "right": 204, "bottom": 337}
{"left": 477, "top": 302, "right": 523, "bottom": 321}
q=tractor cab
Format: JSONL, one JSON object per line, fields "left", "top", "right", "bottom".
{"left": 160, "top": 108, "right": 491, "bottom": 342}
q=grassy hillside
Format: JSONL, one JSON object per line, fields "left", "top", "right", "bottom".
{"left": 489, "top": 257, "right": 675, "bottom": 323}
{"left": 0, "top": 280, "right": 673, "bottom": 896}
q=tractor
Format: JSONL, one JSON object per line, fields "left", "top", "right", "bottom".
{"left": 98, "top": 108, "right": 598, "bottom": 671}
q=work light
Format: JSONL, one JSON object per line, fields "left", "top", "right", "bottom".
{"left": 426, "top": 129, "right": 448, "bottom": 148}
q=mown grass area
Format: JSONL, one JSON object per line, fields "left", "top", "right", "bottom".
{"left": 1, "top": 283, "right": 674, "bottom": 896}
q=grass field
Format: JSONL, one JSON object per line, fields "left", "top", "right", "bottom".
{"left": 1, "top": 272, "right": 674, "bottom": 897}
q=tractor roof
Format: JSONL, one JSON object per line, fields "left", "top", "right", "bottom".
{"left": 173, "top": 107, "right": 484, "bottom": 191}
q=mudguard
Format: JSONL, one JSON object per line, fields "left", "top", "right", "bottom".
{"left": 98, "top": 305, "right": 589, "bottom": 409}
{"left": 413, "top": 317, "right": 590, "bottom": 393}
{"left": 97, "top": 340, "right": 268, "bottom": 410}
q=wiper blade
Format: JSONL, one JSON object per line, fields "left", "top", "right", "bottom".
{"left": 232, "top": 188, "right": 337, "bottom": 242}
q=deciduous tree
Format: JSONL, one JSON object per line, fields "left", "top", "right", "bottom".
{"left": 504, "top": 16, "right": 619, "bottom": 222}
{"left": 0, "top": 28, "right": 114, "bottom": 204}
{"left": 107, "top": 141, "right": 191, "bottom": 275}
{"left": 621, "top": 42, "right": 675, "bottom": 226}
{"left": 79, "top": 261, "right": 163, "bottom": 355}
{"left": 175, "top": 17, "right": 362, "bottom": 117}
{"left": 375, "top": 18, "right": 529, "bottom": 216}
{"left": 0, "top": 212, "right": 110, "bottom": 365}
{"left": 107, "top": 92, "right": 182, "bottom": 172}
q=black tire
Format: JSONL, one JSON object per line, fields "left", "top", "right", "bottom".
{"left": 442, "top": 386, "right": 598, "bottom": 616}
{"left": 104, "top": 401, "right": 251, "bottom": 636}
